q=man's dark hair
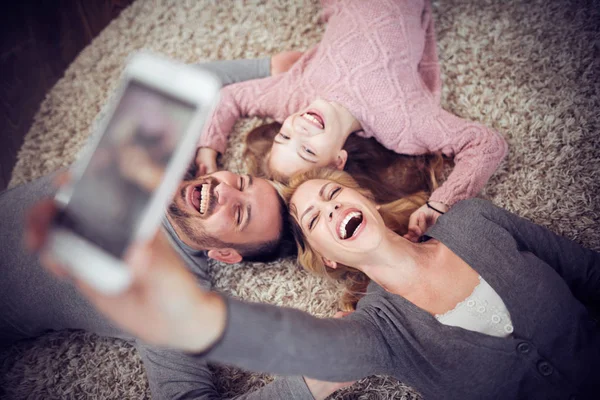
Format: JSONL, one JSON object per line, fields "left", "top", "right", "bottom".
{"left": 232, "top": 191, "right": 297, "bottom": 263}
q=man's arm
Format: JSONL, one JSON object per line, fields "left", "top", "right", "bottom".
{"left": 194, "top": 58, "right": 271, "bottom": 88}
{"left": 138, "top": 343, "right": 316, "bottom": 400}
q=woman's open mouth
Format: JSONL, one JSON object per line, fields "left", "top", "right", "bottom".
{"left": 301, "top": 111, "right": 325, "bottom": 129}
{"left": 189, "top": 183, "right": 210, "bottom": 215}
{"left": 337, "top": 210, "right": 364, "bottom": 240}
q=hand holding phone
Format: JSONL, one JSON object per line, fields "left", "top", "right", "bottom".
{"left": 46, "top": 53, "right": 221, "bottom": 294}
{"left": 27, "top": 201, "right": 226, "bottom": 353}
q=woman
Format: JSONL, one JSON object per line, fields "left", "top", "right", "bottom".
{"left": 29, "top": 169, "right": 600, "bottom": 399}
{"left": 196, "top": 0, "right": 509, "bottom": 235}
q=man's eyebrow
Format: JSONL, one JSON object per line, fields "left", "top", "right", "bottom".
{"left": 246, "top": 174, "right": 253, "bottom": 187}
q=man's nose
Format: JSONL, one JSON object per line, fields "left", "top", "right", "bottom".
{"left": 215, "top": 182, "right": 241, "bottom": 205}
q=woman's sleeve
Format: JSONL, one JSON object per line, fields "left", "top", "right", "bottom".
{"left": 194, "top": 58, "right": 271, "bottom": 87}
{"left": 204, "top": 297, "right": 395, "bottom": 382}
{"left": 423, "top": 109, "right": 509, "bottom": 206}
{"left": 198, "top": 74, "right": 286, "bottom": 154}
{"left": 458, "top": 199, "right": 600, "bottom": 308}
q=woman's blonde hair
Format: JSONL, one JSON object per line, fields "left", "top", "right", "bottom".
{"left": 279, "top": 168, "right": 429, "bottom": 311}
{"left": 244, "top": 122, "right": 446, "bottom": 204}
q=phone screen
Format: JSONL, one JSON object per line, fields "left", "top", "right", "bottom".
{"left": 55, "top": 80, "right": 197, "bottom": 258}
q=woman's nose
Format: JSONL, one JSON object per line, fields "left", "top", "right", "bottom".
{"left": 328, "top": 204, "right": 340, "bottom": 220}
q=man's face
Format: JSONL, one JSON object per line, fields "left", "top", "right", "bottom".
{"left": 167, "top": 171, "right": 283, "bottom": 257}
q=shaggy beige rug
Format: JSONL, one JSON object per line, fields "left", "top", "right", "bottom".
{"left": 2, "top": 0, "right": 599, "bottom": 398}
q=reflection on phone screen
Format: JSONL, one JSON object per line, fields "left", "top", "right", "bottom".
{"left": 55, "top": 80, "right": 196, "bottom": 258}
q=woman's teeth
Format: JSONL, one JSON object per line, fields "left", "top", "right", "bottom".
{"left": 301, "top": 112, "right": 324, "bottom": 129}
{"left": 199, "top": 184, "right": 209, "bottom": 214}
{"left": 339, "top": 211, "right": 363, "bottom": 239}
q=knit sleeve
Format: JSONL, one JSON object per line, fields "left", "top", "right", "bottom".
{"left": 198, "top": 75, "right": 287, "bottom": 154}
{"left": 320, "top": 0, "right": 341, "bottom": 22}
{"left": 418, "top": 0, "right": 442, "bottom": 102}
{"left": 205, "top": 297, "right": 395, "bottom": 382}
{"left": 423, "top": 109, "right": 508, "bottom": 206}
{"left": 452, "top": 198, "right": 600, "bottom": 309}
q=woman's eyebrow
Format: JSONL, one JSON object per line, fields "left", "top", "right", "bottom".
{"left": 319, "top": 182, "right": 331, "bottom": 199}
{"left": 300, "top": 205, "right": 313, "bottom": 223}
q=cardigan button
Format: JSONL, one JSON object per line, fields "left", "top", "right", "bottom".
{"left": 516, "top": 342, "right": 531, "bottom": 354}
{"left": 537, "top": 360, "right": 553, "bottom": 376}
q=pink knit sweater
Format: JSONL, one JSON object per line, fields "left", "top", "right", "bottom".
{"left": 199, "top": 0, "right": 508, "bottom": 205}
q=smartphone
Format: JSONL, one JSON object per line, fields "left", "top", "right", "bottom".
{"left": 47, "top": 52, "right": 220, "bottom": 294}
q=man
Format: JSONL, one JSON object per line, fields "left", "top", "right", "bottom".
{"left": 0, "top": 54, "right": 318, "bottom": 399}
{"left": 0, "top": 168, "right": 306, "bottom": 399}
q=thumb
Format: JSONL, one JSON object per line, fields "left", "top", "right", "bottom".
{"left": 205, "top": 161, "right": 218, "bottom": 174}
{"left": 125, "top": 239, "right": 153, "bottom": 280}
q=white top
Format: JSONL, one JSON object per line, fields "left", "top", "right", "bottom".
{"left": 435, "top": 276, "right": 514, "bottom": 338}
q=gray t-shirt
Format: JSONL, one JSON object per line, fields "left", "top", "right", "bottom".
{"left": 206, "top": 199, "right": 600, "bottom": 400}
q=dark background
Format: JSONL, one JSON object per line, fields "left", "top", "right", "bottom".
{"left": 0, "top": 0, "right": 135, "bottom": 190}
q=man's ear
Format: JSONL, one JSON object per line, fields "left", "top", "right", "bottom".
{"left": 207, "top": 248, "right": 243, "bottom": 264}
{"left": 335, "top": 150, "right": 348, "bottom": 170}
{"left": 322, "top": 257, "right": 338, "bottom": 269}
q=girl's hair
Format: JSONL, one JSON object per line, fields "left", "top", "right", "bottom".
{"left": 243, "top": 122, "right": 446, "bottom": 204}
{"left": 279, "top": 168, "right": 429, "bottom": 311}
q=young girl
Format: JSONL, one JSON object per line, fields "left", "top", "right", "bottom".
{"left": 197, "top": 0, "right": 508, "bottom": 236}
{"left": 33, "top": 168, "right": 600, "bottom": 399}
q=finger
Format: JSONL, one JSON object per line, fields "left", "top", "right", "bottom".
{"left": 205, "top": 163, "right": 217, "bottom": 174}
{"left": 333, "top": 310, "right": 353, "bottom": 319}
{"left": 407, "top": 211, "right": 420, "bottom": 234}
{"left": 75, "top": 277, "right": 127, "bottom": 313}
{"left": 403, "top": 231, "right": 419, "bottom": 243}
{"left": 53, "top": 171, "right": 71, "bottom": 187}
{"left": 416, "top": 212, "right": 428, "bottom": 235}
{"left": 124, "top": 239, "right": 154, "bottom": 280}
{"left": 25, "top": 200, "right": 58, "bottom": 251}
{"left": 40, "top": 251, "right": 71, "bottom": 279}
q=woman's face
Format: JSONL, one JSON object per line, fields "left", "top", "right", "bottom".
{"left": 268, "top": 98, "right": 359, "bottom": 178}
{"left": 290, "top": 179, "right": 386, "bottom": 267}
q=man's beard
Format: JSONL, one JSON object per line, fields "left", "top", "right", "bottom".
{"left": 167, "top": 175, "right": 222, "bottom": 249}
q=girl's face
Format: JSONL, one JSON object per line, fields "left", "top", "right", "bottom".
{"left": 289, "top": 179, "right": 386, "bottom": 268}
{"left": 268, "top": 98, "right": 359, "bottom": 178}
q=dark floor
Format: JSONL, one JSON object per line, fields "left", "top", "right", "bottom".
{"left": 0, "top": 0, "right": 134, "bottom": 191}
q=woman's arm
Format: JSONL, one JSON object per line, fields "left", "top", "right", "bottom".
{"left": 456, "top": 199, "right": 600, "bottom": 308}
{"left": 205, "top": 297, "right": 393, "bottom": 382}
{"left": 27, "top": 209, "right": 391, "bottom": 384}
{"left": 424, "top": 109, "right": 509, "bottom": 207}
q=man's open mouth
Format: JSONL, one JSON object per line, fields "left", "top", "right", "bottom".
{"left": 338, "top": 210, "right": 364, "bottom": 240}
{"left": 190, "top": 183, "right": 211, "bottom": 215}
{"left": 301, "top": 111, "right": 325, "bottom": 129}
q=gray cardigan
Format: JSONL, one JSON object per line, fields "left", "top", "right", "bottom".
{"left": 207, "top": 199, "right": 600, "bottom": 400}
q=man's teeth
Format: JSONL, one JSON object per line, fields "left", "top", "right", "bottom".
{"left": 199, "top": 184, "right": 209, "bottom": 214}
{"left": 302, "top": 113, "right": 324, "bottom": 129}
{"left": 339, "top": 211, "right": 362, "bottom": 239}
